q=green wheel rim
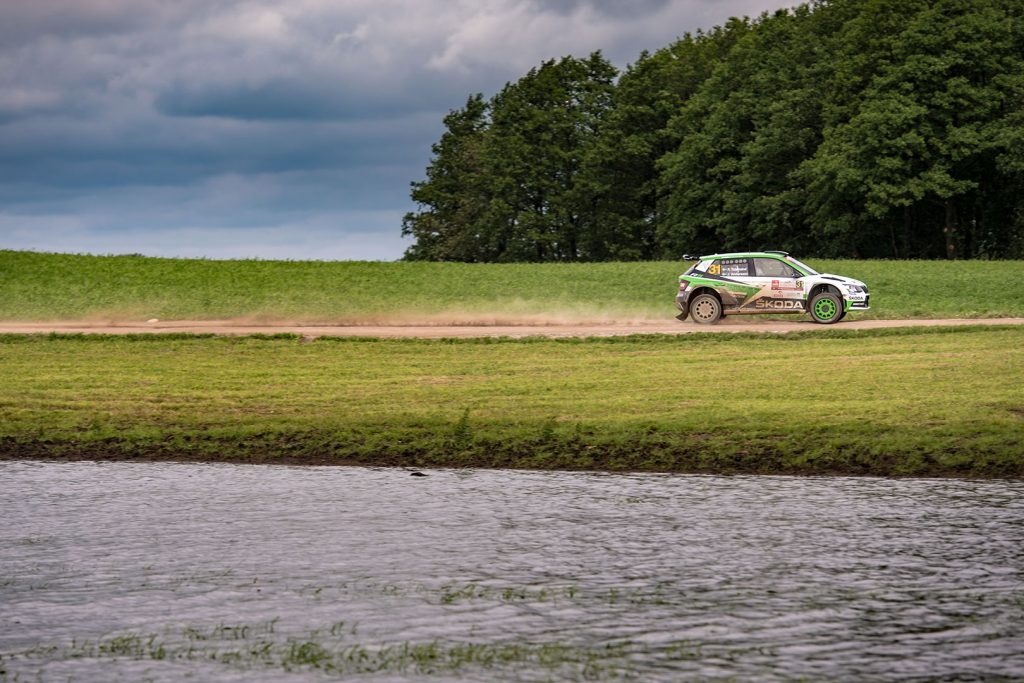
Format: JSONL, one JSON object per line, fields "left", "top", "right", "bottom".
{"left": 814, "top": 298, "right": 838, "bottom": 320}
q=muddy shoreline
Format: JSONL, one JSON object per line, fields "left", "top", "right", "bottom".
{"left": 3, "top": 434, "right": 1020, "bottom": 479}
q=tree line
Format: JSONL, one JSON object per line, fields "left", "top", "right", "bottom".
{"left": 402, "top": 0, "right": 1024, "bottom": 261}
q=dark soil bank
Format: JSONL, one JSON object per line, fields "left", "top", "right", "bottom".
{"left": 3, "top": 433, "right": 1020, "bottom": 479}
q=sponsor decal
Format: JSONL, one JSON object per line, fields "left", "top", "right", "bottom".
{"left": 771, "top": 279, "right": 803, "bottom": 291}
{"left": 719, "top": 258, "right": 749, "bottom": 277}
{"left": 755, "top": 299, "right": 805, "bottom": 310}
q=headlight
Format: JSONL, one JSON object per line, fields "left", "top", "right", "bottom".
{"left": 844, "top": 284, "right": 862, "bottom": 294}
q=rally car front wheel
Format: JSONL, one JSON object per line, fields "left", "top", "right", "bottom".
{"left": 809, "top": 291, "right": 843, "bottom": 324}
{"left": 689, "top": 293, "right": 722, "bottom": 324}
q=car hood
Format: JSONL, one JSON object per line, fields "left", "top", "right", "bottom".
{"left": 818, "top": 273, "right": 867, "bottom": 288}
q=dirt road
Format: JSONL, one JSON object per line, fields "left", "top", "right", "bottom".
{"left": 2, "top": 317, "right": 1022, "bottom": 339}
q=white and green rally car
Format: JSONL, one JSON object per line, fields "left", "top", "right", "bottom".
{"left": 675, "top": 251, "right": 869, "bottom": 324}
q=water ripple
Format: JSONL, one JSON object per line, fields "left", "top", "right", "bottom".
{"left": 1, "top": 462, "right": 1023, "bottom": 681}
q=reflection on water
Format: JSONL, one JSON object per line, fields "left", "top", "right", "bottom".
{"left": 1, "top": 462, "right": 1022, "bottom": 681}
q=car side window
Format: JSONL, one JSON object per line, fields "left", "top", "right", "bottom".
{"left": 753, "top": 258, "right": 799, "bottom": 278}
{"left": 718, "top": 258, "right": 750, "bottom": 277}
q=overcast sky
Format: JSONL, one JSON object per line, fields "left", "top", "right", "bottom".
{"left": 1, "top": 0, "right": 794, "bottom": 261}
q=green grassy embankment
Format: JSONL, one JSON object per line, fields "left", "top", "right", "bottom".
{"left": 1, "top": 327, "right": 1021, "bottom": 477}
{"left": 2, "top": 249, "right": 1023, "bottom": 321}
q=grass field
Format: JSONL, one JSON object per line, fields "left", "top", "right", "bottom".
{"left": 2, "top": 249, "right": 1023, "bottom": 321}
{"left": 1, "top": 327, "right": 1021, "bottom": 477}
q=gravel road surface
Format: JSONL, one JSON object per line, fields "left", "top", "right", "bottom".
{"left": 2, "top": 318, "right": 1022, "bottom": 338}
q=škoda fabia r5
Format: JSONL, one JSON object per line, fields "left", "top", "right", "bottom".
{"left": 675, "top": 251, "right": 869, "bottom": 324}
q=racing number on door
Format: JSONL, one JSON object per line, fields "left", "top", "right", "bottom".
{"left": 707, "top": 264, "right": 721, "bottom": 275}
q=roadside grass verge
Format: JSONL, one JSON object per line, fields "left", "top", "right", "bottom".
{"left": 0, "top": 327, "right": 1021, "bottom": 477}
{"left": 2, "top": 249, "right": 1023, "bottom": 321}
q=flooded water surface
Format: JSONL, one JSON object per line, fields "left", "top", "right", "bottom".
{"left": 1, "top": 462, "right": 1023, "bottom": 681}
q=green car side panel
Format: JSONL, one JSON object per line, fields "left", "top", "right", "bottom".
{"left": 680, "top": 275, "right": 762, "bottom": 309}
{"left": 680, "top": 275, "right": 760, "bottom": 296}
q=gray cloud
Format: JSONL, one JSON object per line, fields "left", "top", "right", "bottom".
{"left": 0, "top": 0, "right": 795, "bottom": 260}
{"left": 540, "top": 0, "right": 672, "bottom": 18}
{"left": 154, "top": 80, "right": 383, "bottom": 121}
{"left": 0, "top": 1, "right": 160, "bottom": 45}
{"left": 153, "top": 76, "right": 461, "bottom": 122}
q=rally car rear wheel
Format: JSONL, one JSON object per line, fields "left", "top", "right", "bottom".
{"left": 689, "top": 293, "right": 722, "bottom": 324}
{"left": 809, "top": 291, "right": 843, "bottom": 324}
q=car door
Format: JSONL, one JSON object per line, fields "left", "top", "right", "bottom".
{"left": 746, "top": 257, "right": 805, "bottom": 311}
{"left": 706, "top": 257, "right": 758, "bottom": 309}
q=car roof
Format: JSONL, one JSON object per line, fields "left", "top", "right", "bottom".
{"left": 698, "top": 251, "right": 789, "bottom": 260}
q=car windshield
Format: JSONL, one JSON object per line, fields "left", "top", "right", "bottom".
{"left": 785, "top": 256, "right": 818, "bottom": 275}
